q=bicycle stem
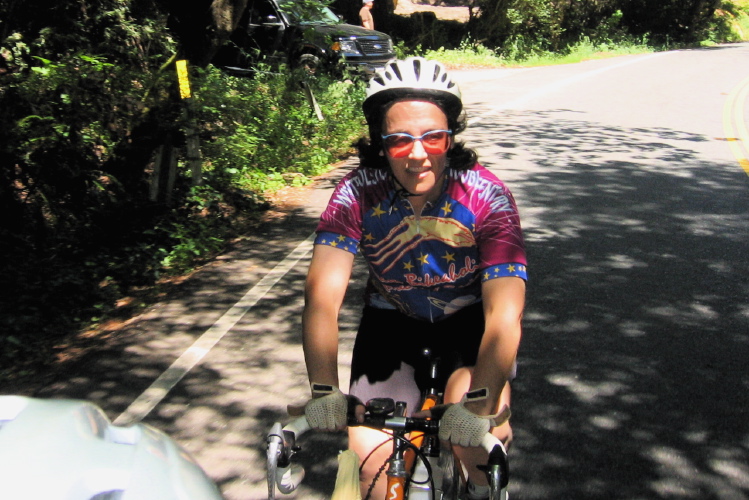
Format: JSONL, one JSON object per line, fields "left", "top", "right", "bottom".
{"left": 385, "top": 427, "right": 409, "bottom": 500}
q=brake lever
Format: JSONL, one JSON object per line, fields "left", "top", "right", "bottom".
{"left": 266, "top": 423, "right": 284, "bottom": 500}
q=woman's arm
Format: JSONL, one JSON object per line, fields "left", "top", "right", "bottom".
{"left": 302, "top": 244, "right": 356, "bottom": 388}
{"left": 464, "top": 276, "right": 526, "bottom": 415}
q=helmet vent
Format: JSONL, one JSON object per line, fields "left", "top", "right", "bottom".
{"left": 412, "top": 58, "right": 421, "bottom": 80}
{"left": 434, "top": 65, "right": 443, "bottom": 83}
{"left": 391, "top": 62, "right": 403, "bottom": 81}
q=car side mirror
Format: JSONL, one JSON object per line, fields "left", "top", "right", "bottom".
{"left": 263, "top": 15, "right": 280, "bottom": 24}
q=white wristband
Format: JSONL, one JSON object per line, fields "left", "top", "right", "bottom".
{"left": 311, "top": 382, "right": 336, "bottom": 396}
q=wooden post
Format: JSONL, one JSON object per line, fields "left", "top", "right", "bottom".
{"left": 150, "top": 137, "right": 176, "bottom": 205}
{"left": 150, "top": 144, "right": 164, "bottom": 202}
{"left": 300, "top": 80, "right": 324, "bottom": 121}
{"left": 165, "top": 143, "right": 178, "bottom": 205}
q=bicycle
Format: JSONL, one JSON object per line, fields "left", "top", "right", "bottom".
{"left": 266, "top": 352, "right": 510, "bottom": 500}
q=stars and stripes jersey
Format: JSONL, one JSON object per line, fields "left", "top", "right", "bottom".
{"left": 315, "top": 163, "right": 527, "bottom": 322}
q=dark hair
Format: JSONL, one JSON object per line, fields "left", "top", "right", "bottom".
{"left": 358, "top": 96, "right": 478, "bottom": 171}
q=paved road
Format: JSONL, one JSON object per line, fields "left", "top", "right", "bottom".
{"left": 21, "top": 44, "right": 749, "bottom": 499}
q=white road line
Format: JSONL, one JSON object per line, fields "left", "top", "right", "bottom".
{"left": 113, "top": 232, "right": 317, "bottom": 425}
{"left": 468, "top": 52, "right": 669, "bottom": 125}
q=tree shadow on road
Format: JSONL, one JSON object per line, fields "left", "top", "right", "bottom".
{"left": 468, "top": 108, "right": 749, "bottom": 499}
{"left": 26, "top": 172, "right": 365, "bottom": 499}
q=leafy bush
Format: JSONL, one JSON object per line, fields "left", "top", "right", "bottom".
{"left": 708, "top": 1, "right": 749, "bottom": 42}
{"left": 1, "top": 0, "right": 179, "bottom": 372}
{"left": 196, "top": 65, "right": 366, "bottom": 191}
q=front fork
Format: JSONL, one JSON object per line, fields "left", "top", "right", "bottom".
{"left": 479, "top": 444, "right": 509, "bottom": 500}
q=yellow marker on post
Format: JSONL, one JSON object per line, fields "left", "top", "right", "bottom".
{"left": 176, "top": 59, "right": 191, "bottom": 99}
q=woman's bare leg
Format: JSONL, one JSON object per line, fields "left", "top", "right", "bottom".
{"left": 349, "top": 426, "right": 394, "bottom": 498}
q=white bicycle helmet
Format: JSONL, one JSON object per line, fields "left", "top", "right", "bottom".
{"left": 362, "top": 57, "right": 462, "bottom": 124}
{"left": 0, "top": 396, "right": 224, "bottom": 500}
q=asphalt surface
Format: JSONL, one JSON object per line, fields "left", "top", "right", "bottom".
{"left": 9, "top": 44, "right": 749, "bottom": 500}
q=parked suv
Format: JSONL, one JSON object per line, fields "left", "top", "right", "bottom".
{"left": 213, "top": 0, "right": 395, "bottom": 75}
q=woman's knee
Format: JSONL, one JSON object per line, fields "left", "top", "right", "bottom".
{"left": 443, "top": 367, "right": 473, "bottom": 404}
{"left": 349, "top": 427, "right": 392, "bottom": 479}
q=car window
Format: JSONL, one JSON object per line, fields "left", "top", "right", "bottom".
{"left": 278, "top": 0, "right": 341, "bottom": 25}
{"left": 248, "top": 0, "right": 281, "bottom": 24}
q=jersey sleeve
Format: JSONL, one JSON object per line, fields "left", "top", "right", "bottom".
{"left": 314, "top": 170, "right": 365, "bottom": 255}
{"left": 474, "top": 177, "right": 528, "bottom": 282}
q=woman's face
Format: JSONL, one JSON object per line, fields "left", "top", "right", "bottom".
{"left": 382, "top": 100, "right": 451, "bottom": 206}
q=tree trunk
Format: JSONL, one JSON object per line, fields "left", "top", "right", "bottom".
{"left": 160, "top": 0, "right": 250, "bottom": 67}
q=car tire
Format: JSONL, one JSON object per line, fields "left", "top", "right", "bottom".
{"left": 297, "top": 53, "right": 320, "bottom": 74}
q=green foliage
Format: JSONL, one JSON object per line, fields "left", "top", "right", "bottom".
{"left": 387, "top": 12, "right": 469, "bottom": 53}
{"left": 393, "top": 40, "right": 411, "bottom": 59}
{"left": 423, "top": 39, "right": 505, "bottom": 68}
{"left": 157, "top": 186, "right": 229, "bottom": 273}
{"left": 195, "top": 65, "right": 366, "bottom": 192}
{"left": 455, "top": 0, "right": 735, "bottom": 57}
{"left": 614, "top": 0, "right": 724, "bottom": 44}
{"left": 278, "top": 0, "right": 340, "bottom": 24}
{"left": 1, "top": 5, "right": 367, "bottom": 376}
{"left": 705, "top": 1, "right": 749, "bottom": 42}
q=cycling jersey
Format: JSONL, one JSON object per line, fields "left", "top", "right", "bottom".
{"left": 316, "top": 163, "right": 527, "bottom": 322}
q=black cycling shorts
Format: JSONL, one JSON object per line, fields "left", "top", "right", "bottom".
{"left": 348, "top": 302, "right": 486, "bottom": 413}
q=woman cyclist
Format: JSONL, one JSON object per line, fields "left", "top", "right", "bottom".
{"left": 301, "top": 57, "right": 527, "bottom": 500}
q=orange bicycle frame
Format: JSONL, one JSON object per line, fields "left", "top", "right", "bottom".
{"left": 383, "top": 394, "right": 438, "bottom": 500}
{"left": 385, "top": 476, "right": 407, "bottom": 500}
{"left": 404, "top": 393, "right": 439, "bottom": 472}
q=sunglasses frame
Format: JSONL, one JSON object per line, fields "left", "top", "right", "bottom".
{"left": 381, "top": 129, "right": 453, "bottom": 158}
